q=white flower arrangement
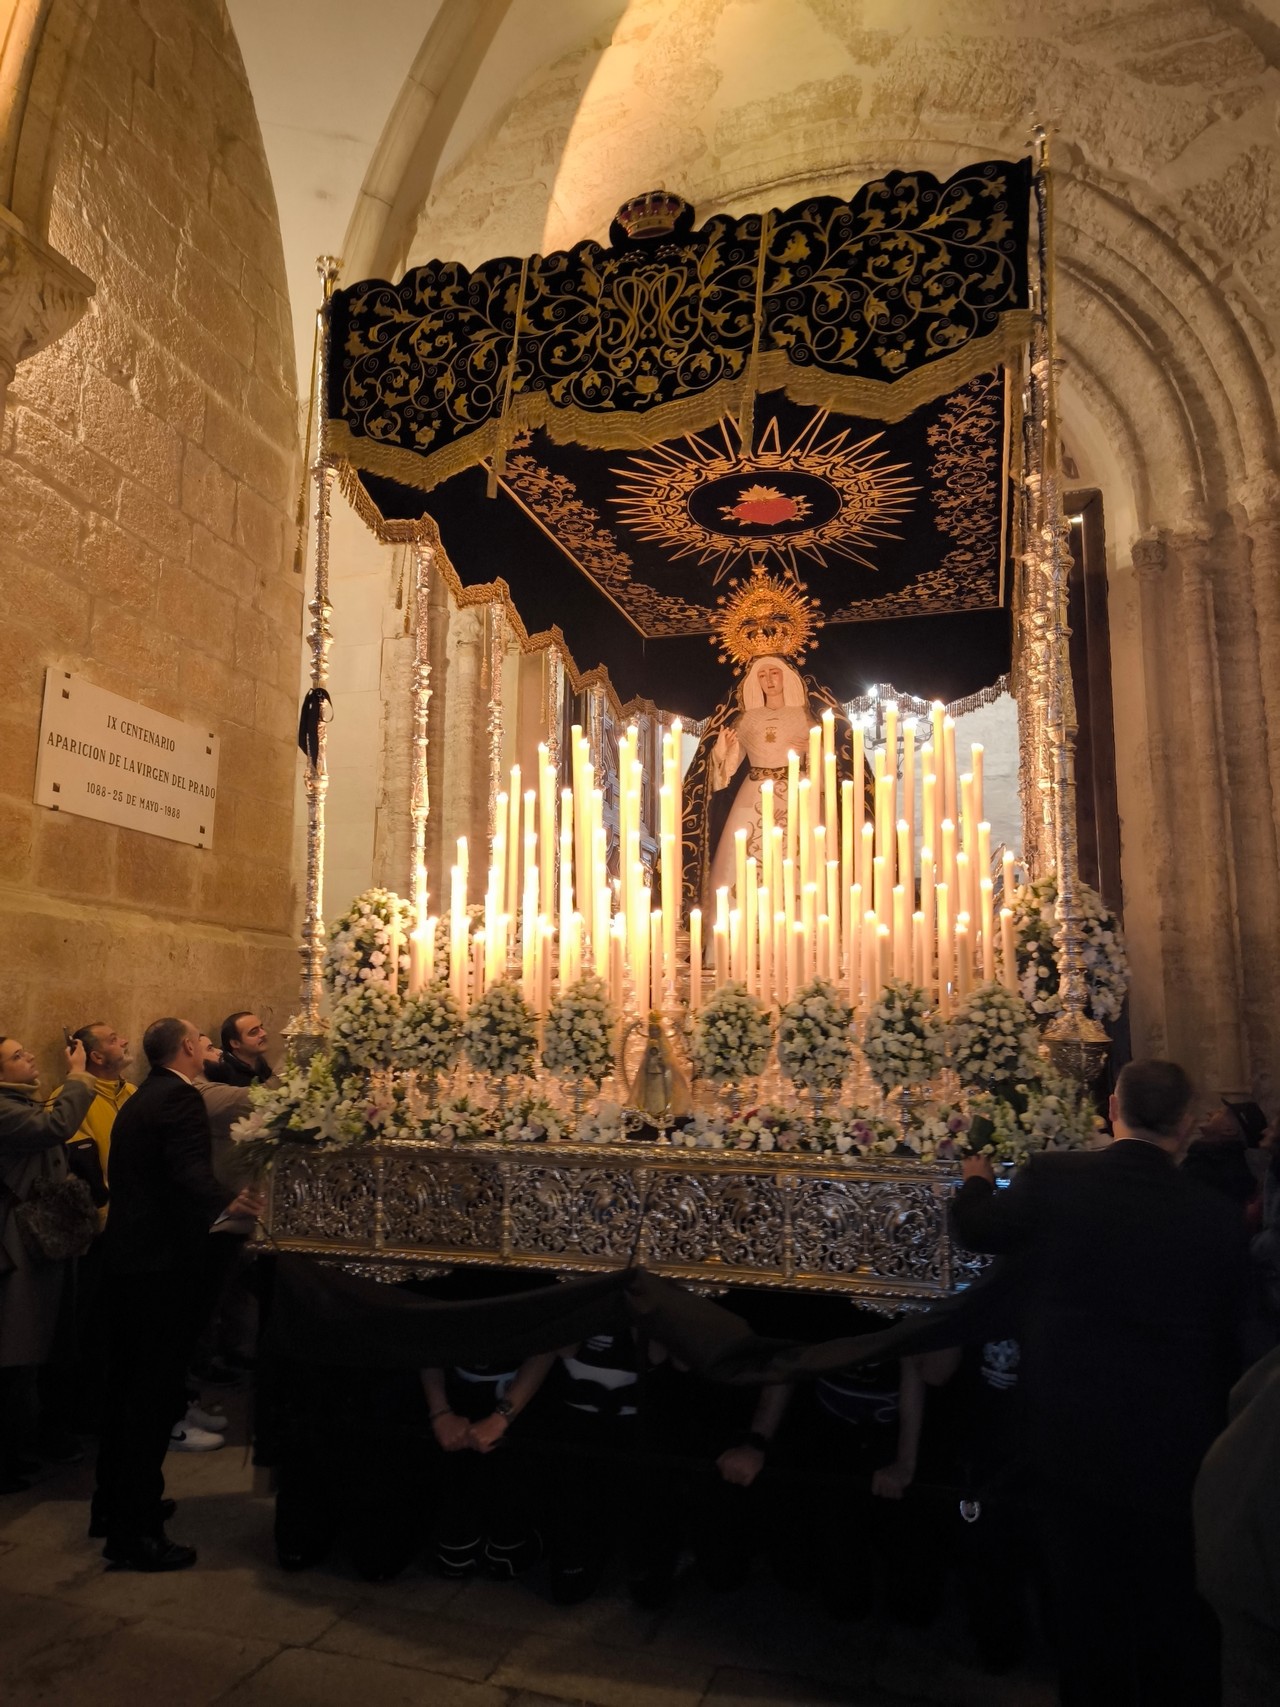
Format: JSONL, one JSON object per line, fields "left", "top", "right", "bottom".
{"left": 391, "top": 980, "right": 462, "bottom": 1079}
{"left": 1018, "top": 1071, "right": 1106, "bottom": 1153}
{"left": 542, "top": 973, "right": 616, "bottom": 1085}
{"left": 1010, "top": 875, "right": 1128, "bottom": 1025}
{"left": 498, "top": 1093, "right": 564, "bottom": 1143}
{"left": 231, "top": 1051, "right": 367, "bottom": 1155}
{"left": 689, "top": 981, "right": 772, "bottom": 1086}
{"left": 322, "top": 887, "right": 412, "bottom": 996}
{"left": 462, "top": 978, "right": 538, "bottom": 1081}
{"left": 860, "top": 978, "right": 945, "bottom": 1092}
{"left": 912, "top": 1104, "right": 974, "bottom": 1161}
{"left": 574, "top": 1099, "right": 628, "bottom": 1144}
{"left": 777, "top": 977, "right": 855, "bottom": 1094}
{"left": 419, "top": 1094, "right": 491, "bottom": 1144}
{"left": 946, "top": 981, "right": 1041, "bottom": 1089}
{"left": 329, "top": 982, "right": 400, "bottom": 1072}
{"left": 832, "top": 1112, "right": 901, "bottom": 1156}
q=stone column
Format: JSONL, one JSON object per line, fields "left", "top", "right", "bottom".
{"left": 1170, "top": 528, "right": 1246, "bottom": 1088}
{"left": 0, "top": 206, "right": 93, "bottom": 428}
{"left": 1245, "top": 511, "right": 1280, "bottom": 858}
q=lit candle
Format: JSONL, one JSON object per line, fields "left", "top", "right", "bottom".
{"left": 409, "top": 924, "right": 430, "bottom": 995}
{"left": 689, "top": 908, "right": 703, "bottom": 1010}
{"left": 861, "top": 909, "right": 877, "bottom": 1004}
{"left": 893, "top": 886, "right": 908, "bottom": 980}
{"left": 941, "top": 817, "right": 957, "bottom": 904}
{"left": 716, "top": 883, "right": 730, "bottom": 937}
{"left": 902, "top": 719, "right": 916, "bottom": 865}
{"left": 960, "top": 772, "right": 976, "bottom": 858}
{"left": 775, "top": 911, "right": 788, "bottom": 1003}
{"left": 922, "top": 770, "right": 937, "bottom": 870}
{"left": 559, "top": 816, "right": 573, "bottom": 986}
{"left": 813, "top": 824, "right": 826, "bottom": 914}
{"left": 956, "top": 916, "right": 972, "bottom": 998}
{"left": 913, "top": 912, "right": 926, "bottom": 988}
{"left": 713, "top": 920, "right": 729, "bottom": 988}
{"left": 817, "top": 913, "right": 830, "bottom": 982}
{"left": 771, "top": 826, "right": 784, "bottom": 910}
{"left": 758, "top": 886, "right": 772, "bottom": 1006}
{"left": 896, "top": 820, "right": 911, "bottom": 901}
{"left": 847, "top": 883, "right": 863, "bottom": 1004}
{"left": 822, "top": 705, "right": 835, "bottom": 765}
{"left": 876, "top": 774, "right": 896, "bottom": 892}
{"left": 745, "top": 855, "right": 758, "bottom": 996}
{"left": 873, "top": 853, "right": 886, "bottom": 924}
{"left": 569, "top": 911, "right": 582, "bottom": 986}
{"left": 522, "top": 861, "right": 538, "bottom": 1002}
{"left": 788, "top": 921, "right": 802, "bottom": 998}
{"left": 661, "top": 830, "right": 677, "bottom": 997}
{"left": 786, "top": 751, "right": 800, "bottom": 875}
{"left": 760, "top": 779, "right": 775, "bottom": 895}
{"left": 492, "top": 802, "right": 507, "bottom": 919}
{"left": 783, "top": 860, "right": 796, "bottom": 972}
{"left": 735, "top": 826, "right": 748, "bottom": 912}
{"left": 980, "top": 877, "right": 996, "bottom": 982}
{"left": 507, "top": 766, "right": 521, "bottom": 919}
{"left": 930, "top": 701, "right": 945, "bottom": 777}
{"left": 877, "top": 923, "right": 892, "bottom": 992}
{"left": 936, "top": 880, "right": 952, "bottom": 1020}
{"left": 840, "top": 778, "right": 854, "bottom": 935}
{"left": 861, "top": 822, "right": 875, "bottom": 904}
{"left": 610, "top": 916, "right": 625, "bottom": 1011}
{"left": 943, "top": 716, "right": 958, "bottom": 829}
{"left": 798, "top": 778, "right": 813, "bottom": 893}
{"left": 670, "top": 718, "right": 683, "bottom": 860}
{"left": 956, "top": 849, "right": 972, "bottom": 938}
{"left": 971, "top": 741, "right": 984, "bottom": 828}
{"left": 807, "top": 723, "right": 821, "bottom": 789}
{"left": 919, "top": 847, "right": 935, "bottom": 997}
{"left": 802, "top": 881, "right": 817, "bottom": 982}
{"left": 538, "top": 745, "right": 555, "bottom": 915}
{"left": 824, "top": 750, "right": 837, "bottom": 842}
{"left": 651, "top": 909, "right": 663, "bottom": 1014}
{"left": 635, "top": 882, "right": 650, "bottom": 1012}
{"left": 883, "top": 701, "right": 898, "bottom": 772}
{"left": 826, "top": 857, "right": 840, "bottom": 955}
{"left": 472, "top": 931, "right": 485, "bottom": 1003}
{"left": 1001, "top": 906, "right": 1018, "bottom": 993}
{"left": 852, "top": 721, "right": 866, "bottom": 880}
{"left": 1002, "top": 848, "right": 1017, "bottom": 907}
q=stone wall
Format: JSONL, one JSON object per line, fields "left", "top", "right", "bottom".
{"left": 0, "top": 0, "right": 301, "bottom": 1081}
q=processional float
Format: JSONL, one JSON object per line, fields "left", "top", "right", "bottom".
{"left": 258, "top": 134, "right": 1122, "bottom": 1302}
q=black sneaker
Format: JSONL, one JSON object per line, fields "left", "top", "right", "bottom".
{"left": 90, "top": 1497, "right": 175, "bottom": 1540}
{"left": 482, "top": 1531, "right": 542, "bottom": 1580}
{"left": 103, "top": 1531, "right": 197, "bottom": 1572}
{"left": 435, "top": 1534, "right": 481, "bottom": 1578}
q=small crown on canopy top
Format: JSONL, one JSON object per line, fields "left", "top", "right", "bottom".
{"left": 711, "top": 558, "right": 822, "bottom": 668}
{"left": 610, "top": 190, "right": 696, "bottom": 243}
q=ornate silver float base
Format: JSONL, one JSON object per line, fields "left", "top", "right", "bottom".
{"left": 265, "top": 1142, "right": 984, "bottom": 1307}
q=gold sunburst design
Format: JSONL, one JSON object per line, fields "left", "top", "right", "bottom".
{"left": 612, "top": 411, "right": 919, "bottom": 584}
{"left": 712, "top": 561, "right": 822, "bottom": 666}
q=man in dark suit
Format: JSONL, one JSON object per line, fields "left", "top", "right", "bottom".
{"left": 93, "top": 1018, "right": 262, "bottom": 1570}
{"left": 952, "top": 1058, "right": 1247, "bottom": 1706}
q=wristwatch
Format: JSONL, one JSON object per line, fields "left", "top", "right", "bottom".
{"left": 493, "top": 1397, "right": 515, "bottom": 1419}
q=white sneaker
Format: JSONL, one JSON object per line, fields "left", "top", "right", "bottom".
{"left": 185, "top": 1403, "right": 228, "bottom": 1433}
{"left": 168, "top": 1424, "right": 224, "bottom": 1453}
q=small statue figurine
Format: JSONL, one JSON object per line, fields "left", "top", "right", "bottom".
{"left": 622, "top": 1012, "right": 692, "bottom": 1123}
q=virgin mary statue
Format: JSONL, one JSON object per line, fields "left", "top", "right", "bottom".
{"left": 681, "top": 651, "right": 866, "bottom": 919}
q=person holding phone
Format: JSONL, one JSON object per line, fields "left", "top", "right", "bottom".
{"left": 0, "top": 1033, "right": 97, "bottom": 1493}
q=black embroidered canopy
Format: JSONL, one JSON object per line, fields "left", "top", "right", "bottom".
{"left": 324, "top": 161, "right": 1032, "bottom": 715}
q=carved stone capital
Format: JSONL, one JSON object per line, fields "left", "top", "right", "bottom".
{"left": 1130, "top": 531, "right": 1167, "bottom": 584}
{"left": 0, "top": 205, "right": 94, "bottom": 391}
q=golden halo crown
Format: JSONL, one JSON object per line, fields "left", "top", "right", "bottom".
{"left": 711, "top": 562, "right": 822, "bottom": 667}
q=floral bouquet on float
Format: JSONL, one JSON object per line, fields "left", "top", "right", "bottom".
{"left": 329, "top": 982, "right": 400, "bottom": 1074}
{"left": 231, "top": 1050, "right": 367, "bottom": 1167}
{"left": 322, "top": 888, "right": 411, "bottom": 996}
{"left": 945, "top": 981, "right": 1041, "bottom": 1093}
{"left": 861, "top": 978, "right": 945, "bottom": 1095}
{"left": 463, "top": 979, "right": 538, "bottom": 1109}
{"left": 777, "top": 977, "right": 854, "bottom": 1102}
{"left": 1008, "top": 875, "right": 1128, "bottom": 1025}
{"left": 392, "top": 980, "right": 462, "bottom": 1099}
{"left": 542, "top": 974, "right": 616, "bottom": 1119}
{"left": 689, "top": 981, "right": 772, "bottom": 1110}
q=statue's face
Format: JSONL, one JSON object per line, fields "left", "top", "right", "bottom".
{"left": 757, "top": 663, "right": 784, "bottom": 700}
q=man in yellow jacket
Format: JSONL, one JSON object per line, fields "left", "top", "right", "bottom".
{"left": 65, "top": 1023, "right": 135, "bottom": 1216}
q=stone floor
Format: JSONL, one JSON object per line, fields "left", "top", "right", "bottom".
{"left": 0, "top": 1414, "right": 1056, "bottom": 1707}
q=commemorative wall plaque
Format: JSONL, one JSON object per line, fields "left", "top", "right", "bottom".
{"left": 34, "top": 670, "right": 220, "bottom": 848}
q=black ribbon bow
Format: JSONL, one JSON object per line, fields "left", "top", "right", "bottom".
{"left": 297, "top": 688, "right": 333, "bottom": 767}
